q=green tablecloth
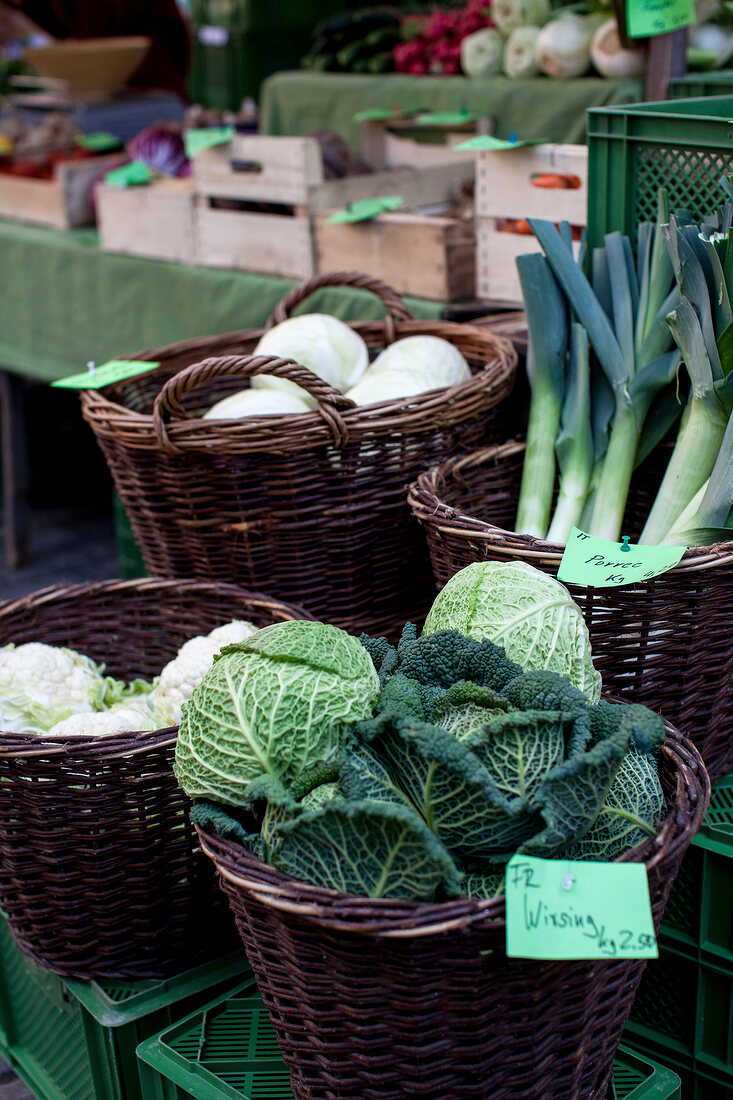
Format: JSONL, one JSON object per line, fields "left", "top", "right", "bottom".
{"left": 0, "top": 219, "right": 442, "bottom": 384}
{"left": 260, "top": 70, "right": 644, "bottom": 148}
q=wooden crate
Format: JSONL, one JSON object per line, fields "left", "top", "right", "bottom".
{"left": 96, "top": 179, "right": 196, "bottom": 265}
{"left": 314, "top": 210, "right": 475, "bottom": 302}
{"left": 193, "top": 133, "right": 474, "bottom": 279}
{"left": 475, "top": 143, "right": 587, "bottom": 305}
{"left": 358, "top": 116, "right": 492, "bottom": 171}
{"left": 0, "top": 154, "right": 122, "bottom": 229}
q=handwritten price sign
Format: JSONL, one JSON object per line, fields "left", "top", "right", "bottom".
{"left": 627, "top": 0, "right": 696, "bottom": 38}
{"left": 506, "top": 855, "right": 658, "bottom": 961}
{"left": 557, "top": 528, "right": 685, "bottom": 588}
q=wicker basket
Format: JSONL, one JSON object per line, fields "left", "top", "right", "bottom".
{"left": 0, "top": 578, "right": 312, "bottom": 981}
{"left": 197, "top": 724, "right": 708, "bottom": 1100}
{"left": 408, "top": 441, "right": 733, "bottom": 781}
{"left": 80, "top": 272, "right": 517, "bottom": 638}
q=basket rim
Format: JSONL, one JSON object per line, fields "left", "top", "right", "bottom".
{"left": 79, "top": 319, "right": 518, "bottom": 450}
{"left": 408, "top": 440, "right": 733, "bottom": 572}
{"left": 0, "top": 576, "right": 315, "bottom": 753}
{"left": 196, "top": 724, "right": 709, "bottom": 940}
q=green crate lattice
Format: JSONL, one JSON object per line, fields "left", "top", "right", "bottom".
{"left": 0, "top": 912, "right": 250, "bottom": 1100}
{"left": 137, "top": 984, "right": 680, "bottom": 1100}
{"left": 586, "top": 95, "right": 733, "bottom": 254}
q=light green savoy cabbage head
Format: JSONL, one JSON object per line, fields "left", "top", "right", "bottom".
{"left": 423, "top": 561, "right": 601, "bottom": 703}
{"left": 175, "top": 620, "right": 380, "bottom": 807}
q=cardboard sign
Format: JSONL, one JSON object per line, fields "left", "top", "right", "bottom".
{"left": 327, "top": 195, "right": 404, "bottom": 224}
{"left": 76, "top": 131, "right": 122, "bottom": 151}
{"left": 454, "top": 135, "right": 542, "bottom": 152}
{"left": 185, "top": 127, "right": 235, "bottom": 158}
{"left": 557, "top": 529, "right": 685, "bottom": 588}
{"left": 506, "top": 855, "right": 658, "bottom": 960}
{"left": 104, "top": 161, "right": 154, "bottom": 188}
{"left": 627, "top": 0, "right": 696, "bottom": 38}
{"left": 52, "top": 360, "right": 160, "bottom": 390}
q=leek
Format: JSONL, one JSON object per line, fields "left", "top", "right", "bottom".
{"left": 514, "top": 253, "right": 568, "bottom": 538}
{"left": 546, "top": 324, "right": 593, "bottom": 543}
{"left": 529, "top": 215, "right": 678, "bottom": 541}
{"left": 663, "top": 410, "right": 733, "bottom": 545}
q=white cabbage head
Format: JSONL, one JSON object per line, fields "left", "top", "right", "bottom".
{"left": 150, "top": 620, "right": 258, "bottom": 727}
{"left": 423, "top": 560, "right": 602, "bottom": 702}
{"left": 0, "top": 642, "right": 114, "bottom": 734}
{"left": 345, "top": 368, "right": 448, "bottom": 406}
{"left": 369, "top": 336, "right": 471, "bottom": 387}
{"left": 252, "top": 314, "right": 369, "bottom": 404}
{"left": 175, "top": 619, "right": 380, "bottom": 806}
{"left": 204, "top": 389, "right": 312, "bottom": 419}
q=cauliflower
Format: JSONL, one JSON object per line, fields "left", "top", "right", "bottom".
{"left": 0, "top": 642, "right": 116, "bottom": 734}
{"left": 48, "top": 701, "right": 160, "bottom": 738}
{"left": 149, "top": 620, "right": 258, "bottom": 726}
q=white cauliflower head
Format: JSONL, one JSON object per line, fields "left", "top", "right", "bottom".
{"left": 48, "top": 701, "right": 160, "bottom": 738}
{"left": 0, "top": 642, "right": 114, "bottom": 734}
{"left": 149, "top": 620, "right": 258, "bottom": 726}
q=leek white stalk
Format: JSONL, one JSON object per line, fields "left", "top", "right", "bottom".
{"left": 514, "top": 252, "right": 568, "bottom": 538}
{"left": 547, "top": 323, "right": 592, "bottom": 543}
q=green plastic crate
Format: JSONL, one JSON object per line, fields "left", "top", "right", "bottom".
{"left": 586, "top": 94, "right": 733, "bottom": 253}
{"left": 0, "top": 912, "right": 251, "bottom": 1100}
{"left": 660, "top": 776, "right": 733, "bottom": 965}
{"left": 626, "top": 941, "right": 733, "bottom": 1076}
{"left": 620, "top": 1032, "right": 733, "bottom": 1099}
{"left": 137, "top": 985, "right": 680, "bottom": 1100}
{"left": 113, "top": 492, "right": 147, "bottom": 580}
{"left": 669, "top": 70, "right": 733, "bottom": 99}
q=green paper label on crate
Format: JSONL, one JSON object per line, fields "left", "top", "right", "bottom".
{"left": 104, "top": 161, "right": 155, "bottom": 188}
{"left": 505, "top": 856, "right": 658, "bottom": 960}
{"left": 327, "top": 195, "right": 404, "bottom": 224}
{"left": 52, "top": 360, "right": 160, "bottom": 390}
{"left": 415, "top": 111, "right": 480, "bottom": 127}
{"left": 627, "top": 0, "right": 696, "bottom": 38}
{"left": 353, "top": 107, "right": 420, "bottom": 123}
{"left": 557, "top": 528, "right": 685, "bottom": 588}
{"left": 76, "top": 131, "right": 121, "bottom": 152}
{"left": 453, "top": 135, "right": 542, "bottom": 152}
{"left": 185, "top": 126, "right": 235, "bottom": 158}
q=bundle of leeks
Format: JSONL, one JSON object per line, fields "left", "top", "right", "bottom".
{"left": 514, "top": 186, "right": 733, "bottom": 548}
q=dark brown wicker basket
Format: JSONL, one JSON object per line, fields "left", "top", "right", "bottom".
{"left": 408, "top": 441, "right": 733, "bottom": 781}
{"left": 0, "top": 577, "right": 312, "bottom": 981}
{"left": 196, "top": 724, "right": 708, "bottom": 1100}
{"left": 79, "top": 272, "right": 517, "bottom": 639}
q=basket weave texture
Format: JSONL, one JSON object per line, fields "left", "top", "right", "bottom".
{"left": 198, "top": 725, "right": 707, "bottom": 1100}
{"left": 79, "top": 272, "right": 517, "bottom": 639}
{"left": 408, "top": 441, "right": 733, "bottom": 782}
{"left": 0, "top": 578, "right": 312, "bottom": 981}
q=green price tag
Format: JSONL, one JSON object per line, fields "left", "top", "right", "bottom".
{"left": 627, "top": 0, "right": 696, "bottom": 38}
{"left": 327, "top": 195, "right": 404, "bottom": 224}
{"left": 76, "top": 131, "right": 122, "bottom": 152}
{"left": 505, "top": 855, "right": 658, "bottom": 961}
{"left": 557, "top": 528, "right": 686, "bottom": 588}
{"left": 416, "top": 111, "right": 479, "bottom": 127}
{"left": 185, "top": 126, "right": 235, "bottom": 158}
{"left": 104, "top": 161, "right": 154, "bottom": 188}
{"left": 453, "top": 135, "right": 543, "bottom": 152}
{"left": 52, "top": 360, "right": 161, "bottom": 390}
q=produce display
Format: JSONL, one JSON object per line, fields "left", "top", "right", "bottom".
{"left": 177, "top": 562, "right": 667, "bottom": 902}
{"left": 0, "top": 111, "right": 110, "bottom": 179}
{"left": 204, "top": 318, "right": 475, "bottom": 415}
{"left": 0, "top": 621, "right": 257, "bottom": 736}
{"left": 513, "top": 185, "right": 733, "bottom": 546}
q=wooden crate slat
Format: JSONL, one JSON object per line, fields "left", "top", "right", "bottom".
{"left": 97, "top": 180, "right": 196, "bottom": 265}
{"left": 476, "top": 143, "right": 587, "bottom": 223}
{"left": 195, "top": 200, "right": 314, "bottom": 279}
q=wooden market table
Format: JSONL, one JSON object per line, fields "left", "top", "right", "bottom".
{"left": 0, "top": 217, "right": 448, "bottom": 568}
{"left": 259, "top": 71, "right": 645, "bottom": 149}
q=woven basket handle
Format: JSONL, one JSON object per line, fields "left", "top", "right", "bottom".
{"left": 152, "top": 354, "right": 355, "bottom": 453}
{"left": 266, "top": 271, "right": 413, "bottom": 329}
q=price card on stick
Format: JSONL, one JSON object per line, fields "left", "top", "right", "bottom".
{"left": 557, "top": 528, "right": 685, "bottom": 588}
{"left": 627, "top": 0, "right": 696, "bottom": 38}
{"left": 505, "top": 855, "right": 658, "bottom": 960}
{"left": 52, "top": 361, "right": 161, "bottom": 390}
